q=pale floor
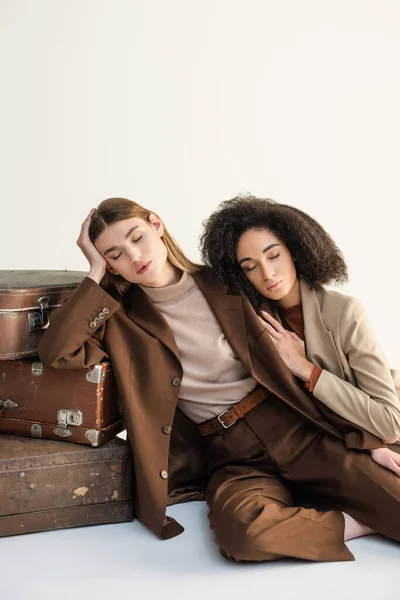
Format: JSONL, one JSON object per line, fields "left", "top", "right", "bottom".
{"left": 0, "top": 501, "right": 399, "bottom": 600}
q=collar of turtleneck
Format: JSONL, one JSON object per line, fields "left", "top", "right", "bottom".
{"left": 138, "top": 270, "right": 196, "bottom": 306}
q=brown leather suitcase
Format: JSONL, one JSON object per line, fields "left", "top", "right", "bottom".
{"left": 0, "top": 433, "right": 133, "bottom": 536}
{"left": 0, "top": 359, "right": 125, "bottom": 446}
{"left": 0, "top": 270, "right": 85, "bottom": 360}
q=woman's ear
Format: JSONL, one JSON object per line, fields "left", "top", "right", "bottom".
{"left": 148, "top": 213, "right": 164, "bottom": 237}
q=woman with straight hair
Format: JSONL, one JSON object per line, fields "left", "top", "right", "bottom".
{"left": 39, "top": 197, "right": 400, "bottom": 564}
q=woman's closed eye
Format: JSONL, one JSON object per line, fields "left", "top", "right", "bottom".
{"left": 244, "top": 264, "right": 257, "bottom": 272}
{"left": 110, "top": 236, "right": 142, "bottom": 260}
{"left": 244, "top": 254, "right": 280, "bottom": 272}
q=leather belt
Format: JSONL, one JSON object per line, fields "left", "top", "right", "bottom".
{"left": 198, "top": 386, "right": 269, "bottom": 437}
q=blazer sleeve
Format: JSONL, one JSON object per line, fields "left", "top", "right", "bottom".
{"left": 312, "top": 297, "right": 400, "bottom": 444}
{"left": 37, "top": 277, "right": 121, "bottom": 369}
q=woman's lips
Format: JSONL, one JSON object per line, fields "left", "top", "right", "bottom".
{"left": 136, "top": 261, "right": 151, "bottom": 275}
{"left": 267, "top": 279, "right": 283, "bottom": 291}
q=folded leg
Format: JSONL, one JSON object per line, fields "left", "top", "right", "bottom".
{"left": 206, "top": 464, "right": 353, "bottom": 562}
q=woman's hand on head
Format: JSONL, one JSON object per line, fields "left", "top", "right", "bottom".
{"left": 260, "top": 310, "right": 314, "bottom": 382}
{"left": 77, "top": 209, "right": 107, "bottom": 282}
{"left": 370, "top": 447, "right": 400, "bottom": 478}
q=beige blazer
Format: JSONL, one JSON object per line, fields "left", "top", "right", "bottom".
{"left": 299, "top": 277, "right": 400, "bottom": 443}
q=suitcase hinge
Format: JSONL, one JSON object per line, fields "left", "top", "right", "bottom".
{"left": 86, "top": 364, "right": 105, "bottom": 384}
{"left": 31, "top": 424, "right": 42, "bottom": 438}
{"left": 27, "top": 297, "right": 51, "bottom": 333}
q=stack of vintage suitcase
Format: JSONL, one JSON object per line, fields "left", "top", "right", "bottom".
{"left": 0, "top": 271, "right": 133, "bottom": 536}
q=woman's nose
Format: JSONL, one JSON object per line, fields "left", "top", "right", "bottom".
{"left": 260, "top": 262, "right": 275, "bottom": 280}
{"left": 128, "top": 247, "right": 141, "bottom": 263}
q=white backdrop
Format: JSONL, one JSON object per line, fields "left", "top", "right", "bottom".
{"left": 1, "top": 0, "right": 399, "bottom": 364}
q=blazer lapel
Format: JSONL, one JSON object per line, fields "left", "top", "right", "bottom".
{"left": 124, "top": 269, "right": 253, "bottom": 374}
{"left": 124, "top": 284, "right": 181, "bottom": 363}
{"left": 300, "top": 277, "right": 344, "bottom": 378}
{"left": 193, "top": 270, "right": 253, "bottom": 375}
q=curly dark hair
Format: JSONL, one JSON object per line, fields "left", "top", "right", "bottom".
{"left": 200, "top": 195, "right": 348, "bottom": 312}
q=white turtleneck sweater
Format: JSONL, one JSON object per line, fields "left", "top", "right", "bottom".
{"left": 139, "top": 271, "right": 257, "bottom": 423}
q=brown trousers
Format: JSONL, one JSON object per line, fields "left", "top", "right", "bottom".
{"left": 203, "top": 395, "right": 400, "bottom": 562}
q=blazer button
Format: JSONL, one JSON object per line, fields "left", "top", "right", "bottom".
{"left": 162, "top": 425, "right": 172, "bottom": 435}
{"left": 94, "top": 317, "right": 101, "bottom": 324}
{"left": 103, "top": 308, "right": 110, "bottom": 315}
{"left": 172, "top": 378, "right": 181, "bottom": 387}
{"left": 99, "top": 312, "right": 105, "bottom": 319}
{"left": 160, "top": 470, "right": 168, "bottom": 479}
{"left": 89, "top": 321, "right": 96, "bottom": 328}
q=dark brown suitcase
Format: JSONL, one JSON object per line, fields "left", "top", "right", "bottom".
{"left": 0, "top": 270, "right": 85, "bottom": 360}
{"left": 0, "top": 360, "right": 124, "bottom": 446}
{"left": 0, "top": 433, "right": 133, "bottom": 537}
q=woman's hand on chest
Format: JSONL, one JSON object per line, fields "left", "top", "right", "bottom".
{"left": 259, "top": 310, "right": 314, "bottom": 383}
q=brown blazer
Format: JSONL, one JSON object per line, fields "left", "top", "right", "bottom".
{"left": 37, "top": 269, "right": 385, "bottom": 540}
{"left": 299, "top": 278, "right": 400, "bottom": 443}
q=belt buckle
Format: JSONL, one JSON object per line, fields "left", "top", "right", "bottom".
{"left": 217, "top": 409, "right": 237, "bottom": 429}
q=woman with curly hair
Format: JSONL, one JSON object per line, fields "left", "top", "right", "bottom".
{"left": 38, "top": 197, "right": 400, "bottom": 565}
{"left": 200, "top": 194, "right": 400, "bottom": 447}
{"left": 202, "top": 196, "right": 400, "bottom": 440}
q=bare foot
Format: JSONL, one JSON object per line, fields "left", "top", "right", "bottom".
{"left": 342, "top": 512, "right": 375, "bottom": 541}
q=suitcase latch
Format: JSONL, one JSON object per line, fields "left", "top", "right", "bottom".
{"left": 53, "top": 409, "right": 83, "bottom": 438}
{"left": 32, "top": 362, "right": 43, "bottom": 376}
{"left": 27, "top": 297, "right": 51, "bottom": 333}
{"left": 56, "top": 409, "right": 83, "bottom": 428}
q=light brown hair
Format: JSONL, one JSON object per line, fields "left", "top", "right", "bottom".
{"left": 89, "top": 197, "right": 201, "bottom": 295}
